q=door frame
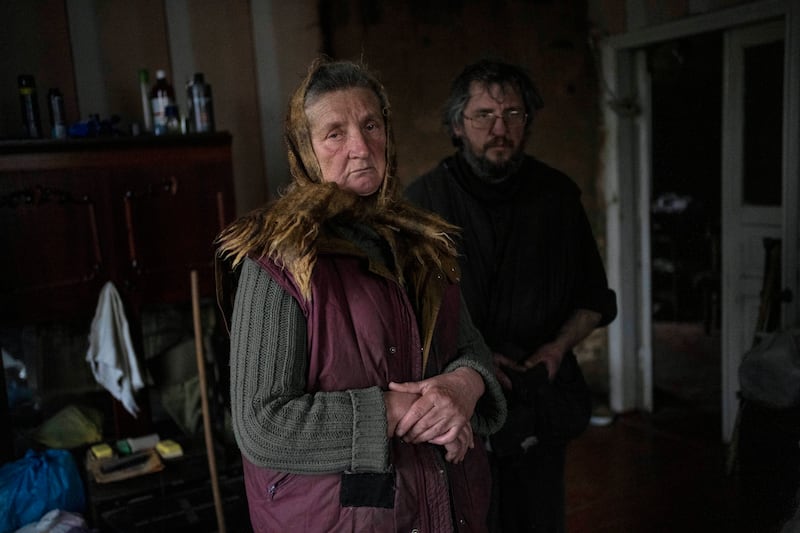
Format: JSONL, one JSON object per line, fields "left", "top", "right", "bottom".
{"left": 600, "top": 0, "right": 800, "bottom": 441}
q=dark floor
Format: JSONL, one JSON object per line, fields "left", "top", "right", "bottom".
{"left": 565, "top": 410, "right": 740, "bottom": 533}
{"left": 566, "top": 321, "right": 798, "bottom": 533}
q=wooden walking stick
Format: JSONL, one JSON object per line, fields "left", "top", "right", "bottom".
{"left": 191, "top": 270, "right": 227, "bottom": 533}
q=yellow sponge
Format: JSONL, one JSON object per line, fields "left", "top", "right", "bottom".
{"left": 155, "top": 439, "right": 184, "bottom": 459}
{"left": 91, "top": 443, "right": 113, "bottom": 459}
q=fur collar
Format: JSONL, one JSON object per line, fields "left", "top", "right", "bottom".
{"left": 216, "top": 182, "right": 459, "bottom": 301}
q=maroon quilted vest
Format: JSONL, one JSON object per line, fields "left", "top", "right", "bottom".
{"left": 241, "top": 251, "right": 491, "bottom": 532}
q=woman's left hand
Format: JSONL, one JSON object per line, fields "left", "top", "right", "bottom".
{"left": 388, "top": 367, "right": 484, "bottom": 446}
{"left": 442, "top": 424, "right": 474, "bottom": 463}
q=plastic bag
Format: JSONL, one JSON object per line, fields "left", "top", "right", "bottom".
{"left": 0, "top": 449, "right": 85, "bottom": 533}
{"left": 31, "top": 405, "right": 103, "bottom": 449}
{"left": 739, "top": 328, "right": 800, "bottom": 409}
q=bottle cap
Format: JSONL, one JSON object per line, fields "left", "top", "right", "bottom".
{"left": 139, "top": 69, "right": 149, "bottom": 82}
{"left": 18, "top": 75, "right": 36, "bottom": 87}
{"left": 156, "top": 69, "right": 166, "bottom": 79}
{"left": 193, "top": 72, "right": 205, "bottom": 83}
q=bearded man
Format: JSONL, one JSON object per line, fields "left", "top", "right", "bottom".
{"left": 405, "top": 59, "right": 617, "bottom": 533}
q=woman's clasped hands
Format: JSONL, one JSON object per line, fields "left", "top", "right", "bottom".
{"left": 385, "top": 367, "right": 485, "bottom": 464}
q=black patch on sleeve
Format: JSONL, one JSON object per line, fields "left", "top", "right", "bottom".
{"left": 340, "top": 471, "right": 395, "bottom": 508}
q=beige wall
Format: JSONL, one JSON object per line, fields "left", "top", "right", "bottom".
{"left": 92, "top": 1, "right": 170, "bottom": 121}
{"left": 182, "top": 0, "right": 266, "bottom": 214}
{"left": 0, "top": 0, "right": 77, "bottom": 139}
{"left": 250, "top": 0, "right": 322, "bottom": 201}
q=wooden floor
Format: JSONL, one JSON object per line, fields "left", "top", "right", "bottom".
{"left": 564, "top": 316, "right": 800, "bottom": 533}
{"left": 565, "top": 409, "right": 743, "bottom": 533}
{"left": 563, "top": 320, "right": 756, "bottom": 532}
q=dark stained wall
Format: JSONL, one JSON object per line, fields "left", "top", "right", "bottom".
{"left": 319, "top": 0, "right": 602, "bottom": 211}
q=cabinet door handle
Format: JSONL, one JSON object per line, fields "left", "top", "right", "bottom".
{"left": 87, "top": 200, "right": 103, "bottom": 275}
{"left": 123, "top": 192, "right": 138, "bottom": 269}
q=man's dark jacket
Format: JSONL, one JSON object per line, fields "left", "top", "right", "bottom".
{"left": 406, "top": 153, "right": 617, "bottom": 446}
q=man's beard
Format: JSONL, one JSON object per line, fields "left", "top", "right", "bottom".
{"left": 461, "top": 140, "right": 525, "bottom": 184}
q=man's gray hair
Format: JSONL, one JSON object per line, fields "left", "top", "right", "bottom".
{"left": 442, "top": 59, "right": 543, "bottom": 147}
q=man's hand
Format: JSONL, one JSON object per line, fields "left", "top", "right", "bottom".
{"left": 523, "top": 341, "right": 565, "bottom": 381}
{"left": 522, "top": 309, "right": 603, "bottom": 380}
{"left": 493, "top": 352, "right": 525, "bottom": 390}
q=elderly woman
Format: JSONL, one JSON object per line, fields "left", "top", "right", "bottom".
{"left": 215, "top": 58, "right": 506, "bottom": 532}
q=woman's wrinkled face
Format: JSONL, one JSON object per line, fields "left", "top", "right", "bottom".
{"left": 306, "top": 87, "right": 387, "bottom": 196}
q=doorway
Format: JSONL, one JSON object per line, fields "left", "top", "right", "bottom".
{"left": 648, "top": 32, "right": 723, "bottom": 441}
{"left": 601, "top": 2, "right": 800, "bottom": 443}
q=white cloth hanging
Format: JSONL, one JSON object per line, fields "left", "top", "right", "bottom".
{"left": 85, "top": 281, "right": 144, "bottom": 417}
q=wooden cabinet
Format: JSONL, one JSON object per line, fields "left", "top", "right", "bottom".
{"left": 0, "top": 133, "right": 236, "bottom": 461}
{"left": 0, "top": 133, "right": 235, "bottom": 324}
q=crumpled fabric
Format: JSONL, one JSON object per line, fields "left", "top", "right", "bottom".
{"left": 85, "top": 281, "right": 144, "bottom": 417}
{"left": 13, "top": 508, "right": 90, "bottom": 533}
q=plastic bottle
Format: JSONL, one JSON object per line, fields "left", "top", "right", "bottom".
{"left": 165, "top": 104, "right": 181, "bottom": 134}
{"left": 138, "top": 69, "right": 153, "bottom": 133}
{"left": 150, "top": 69, "right": 175, "bottom": 136}
{"left": 47, "top": 88, "right": 67, "bottom": 139}
{"left": 186, "top": 72, "right": 215, "bottom": 133}
{"left": 18, "top": 75, "right": 42, "bottom": 139}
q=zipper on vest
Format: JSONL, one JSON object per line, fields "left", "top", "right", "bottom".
{"left": 267, "top": 473, "right": 293, "bottom": 500}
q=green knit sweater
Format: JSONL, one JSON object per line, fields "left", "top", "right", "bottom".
{"left": 230, "top": 255, "right": 506, "bottom": 475}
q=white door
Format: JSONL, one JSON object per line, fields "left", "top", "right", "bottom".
{"left": 721, "top": 20, "right": 789, "bottom": 441}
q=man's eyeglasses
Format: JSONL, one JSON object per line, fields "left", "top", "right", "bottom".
{"left": 463, "top": 110, "right": 527, "bottom": 129}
